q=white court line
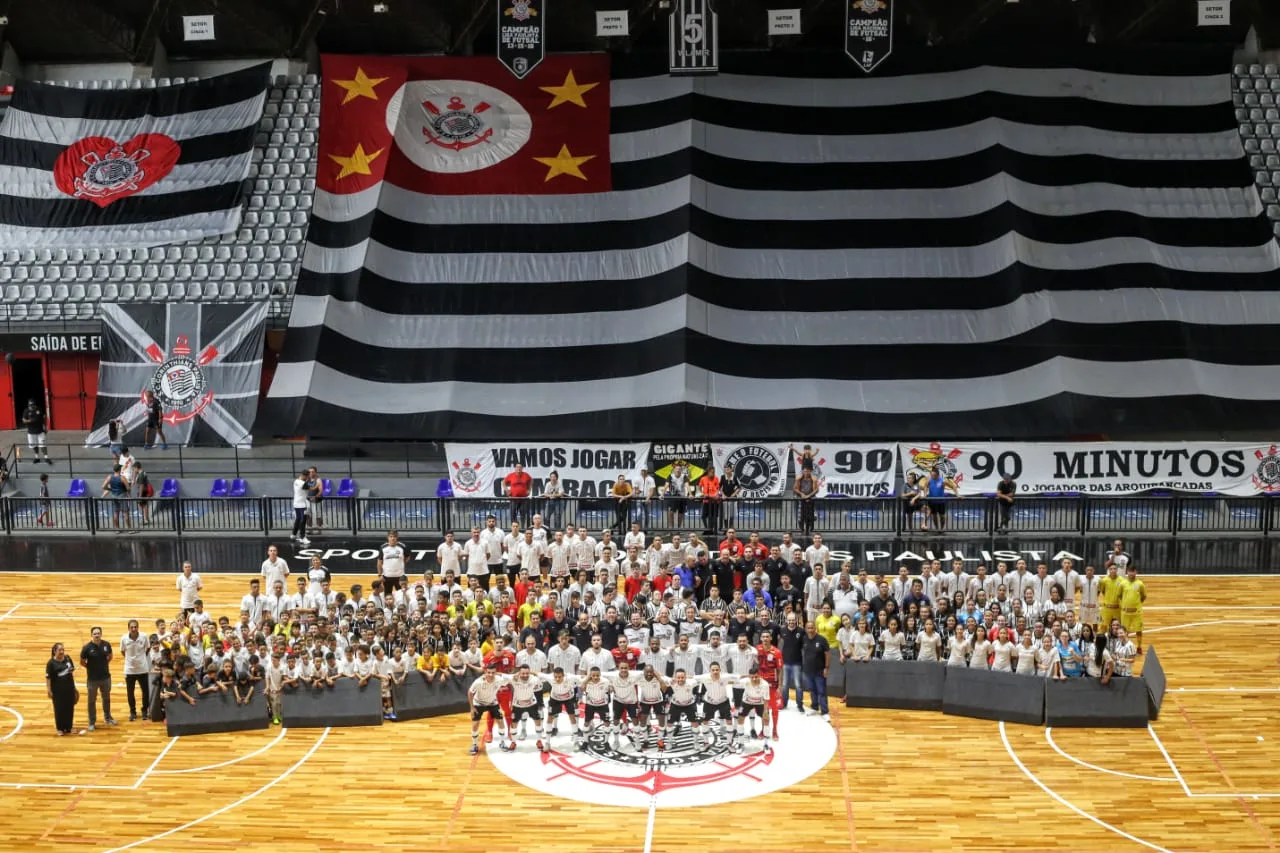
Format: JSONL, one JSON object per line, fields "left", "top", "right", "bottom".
{"left": 643, "top": 795, "right": 657, "bottom": 853}
{"left": 132, "top": 736, "right": 178, "bottom": 788}
{"left": 1148, "top": 724, "right": 1193, "bottom": 797}
{"left": 102, "top": 727, "right": 330, "bottom": 853}
{"left": 0, "top": 782, "right": 140, "bottom": 791}
{"left": 1146, "top": 618, "right": 1280, "bottom": 634}
{"left": 1169, "top": 687, "right": 1280, "bottom": 694}
{"left": 0, "top": 604, "right": 21, "bottom": 621}
{"left": 1145, "top": 606, "right": 1280, "bottom": 611}
{"left": 152, "top": 727, "right": 288, "bottom": 775}
{"left": 1044, "top": 727, "right": 1176, "bottom": 783}
{"left": 1187, "top": 792, "right": 1280, "bottom": 799}
{"left": 0, "top": 705, "right": 25, "bottom": 742}
{"left": 1001, "top": 721, "right": 1176, "bottom": 853}
{"left": 1, "top": 681, "right": 123, "bottom": 688}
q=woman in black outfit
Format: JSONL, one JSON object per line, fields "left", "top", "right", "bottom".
{"left": 45, "top": 643, "right": 79, "bottom": 735}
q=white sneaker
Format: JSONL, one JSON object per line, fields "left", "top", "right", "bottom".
{"left": 822, "top": 713, "right": 831, "bottom": 722}
{"left": 298, "top": 537, "right": 310, "bottom": 545}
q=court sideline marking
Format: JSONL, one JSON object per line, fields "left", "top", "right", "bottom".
{"left": 0, "top": 705, "right": 24, "bottom": 742}
{"left": 1001, "top": 721, "right": 1175, "bottom": 853}
{"left": 102, "top": 727, "right": 330, "bottom": 853}
{"left": 832, "top": 706, "right": 860, "bottom": 852}
{"left": 1043, "top": 727, "right": 1176, "bottom": 783}
{"left": 0, "top": 604, "right": 20, "bottom": 621}
{"left": 152, "top": 727, "right": 288, "bottom": 774}
{"left": 642, "top": 796, "right": 657, "bottom": 853}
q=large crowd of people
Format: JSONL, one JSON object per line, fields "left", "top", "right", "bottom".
{"left": 46, "top": 517, "right": 1149, "bottom": 753}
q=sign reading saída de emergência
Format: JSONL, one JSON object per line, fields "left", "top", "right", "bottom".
{"left": 845, "top": 0, "right": 893, "bottom": 73}
{"left": 497, "top": 0, "right": 545, "bottom": 80}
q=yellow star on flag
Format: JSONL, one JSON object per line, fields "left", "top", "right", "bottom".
{"left": 533, "top": 145, "right": 596, "bottom": 182}
{"left": 328, "top": 143, "right": 383, "bottom": 180}
{"left": 333, "top": 67, "right": 389, "bottom": 105}
{"left": 538, "top": 69, "right": 600, "bottom": 109}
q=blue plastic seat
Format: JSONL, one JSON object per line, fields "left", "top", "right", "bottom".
{"left": 229, "top": 478, "right": 248, "bottom": 498}
{"left": 159, "top": 478, "right": 179, "bottom": 498}
{"left": 209, "top": 478, "right": 229, "bottom": 498}
{"left": 66, "top": 478, "right": 87, "bottom": 498}
{"left": 337, "top": 478, "right": 356, "bottom": 498}
{"left": 321, "top": 478, "right": 333, "bottom": 496}
{"left": 436, "top": 478, "right": 454, "bottom": 498}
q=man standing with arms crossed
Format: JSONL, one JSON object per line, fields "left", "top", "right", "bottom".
{"left": 377, "top": 530, "right": 408, "bottom": 594}
{"left": 80, "top": 626, "right": 117, "bottom": 731}
{"left": 480, "top": 515, "right": 505, "bottom": 587}
{"left": 801, "top": 620, "right": 831, "bottom": 721}
{"left": 120, "top": 620, "right": 150, "bottom": 722}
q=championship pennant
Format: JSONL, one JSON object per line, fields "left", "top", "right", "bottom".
{"left": 497, "top": 0, "right": 546, "bottom": 79}
{"left": 669, "top": 0, "right": 718, "bottom": 76}
{"left": 845, "top": 0, "right": 893, "bottom": 73}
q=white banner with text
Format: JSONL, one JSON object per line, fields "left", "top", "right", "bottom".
{"left": 897, "top": 441, "right": 1280, "bottom": 496}
{"left": 789, "top": 442, "right": 896, "bottom": 497}
{"left": 445, "top": 443, "right": 650, "bottom": 498}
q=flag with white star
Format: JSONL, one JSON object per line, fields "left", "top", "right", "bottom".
{"left": 87, "top": 302, "right": 269, "bottom": 447}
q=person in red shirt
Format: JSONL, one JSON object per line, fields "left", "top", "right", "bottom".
{"left": 612, "top": 636, "right": 642, "bottom": 670}
{"left": 624, "top": 565, "right": 645, "bottom": 602}
{"left": 745, "top": 532, "right": 769, "bottom": 563}
{"left": 503, "top": 463, "right": 534, "bottom": 526}
{"left": 651, "top": 569, "right": 671, "bottom": 599}
{"left": 483, "top": 638, "right": 517, "bottom": 742}
{"left": 513, "top": 570, "right": 533, "bottom": 608}
{"left": 718, "top": 528, "right": 745, "bottom": 560}
{"left": 755, "top": 630, "right": 784, "bottom": 739}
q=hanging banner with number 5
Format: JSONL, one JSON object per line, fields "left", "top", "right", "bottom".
{"left": 897, "top": 440, "right": 1280, "bottom": 497}
{"left": 669, "top": 0, "right": 719, "bottom": 76}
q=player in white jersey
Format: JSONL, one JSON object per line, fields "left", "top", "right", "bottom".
{"left": 664, "top": 669, "right": 703, "bottom": 747}
{"left": 697, "top": 664, "right": 737, "bottom": 745}
{"left": 546, "top": 532, "right": 571, "bottom": 578}
{"left": 436, "top": 532, "right": 463, "bottom": 576}
{"left": 579, "top": 667, "right": 614, "bottom": 736}
{"left": 545, "top": 668, "right": 582, "bottom": 741}
{"left": 570, "top": 531, "right": 596, "bottom": 573}
{"left": 736, "top": 670, "right": 773, "bottom": 752}
{"left": 508, "top": 665, "right": 550, "bottom": 751}
{"left": 468, "top": 664, "right": 514, "bottom": 754}
{"left": 608, "top": 661, "right": 643, "bottom": 747}
{"left": 1078, "top": 564, "right": 1101, "bottom": 627}
{"left": 634, "top": 665, "right": 669, "bottom": 748}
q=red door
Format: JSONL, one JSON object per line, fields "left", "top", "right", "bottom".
{"left": 45, "top": 353, "right": 100, "bottom": 431}
{"left": 82, "top": 355, "right": 100, "bottom": 428}
{"left": 0, "top": 360, "right": 14, "bottom": 430}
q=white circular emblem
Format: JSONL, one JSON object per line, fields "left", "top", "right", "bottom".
{"left": 152, "top": 356, "right": 205, "bottom": 410}
{"left": 723, "top": 445, "right": 783, "bottom": 498}
{"left": 386, "top": 80, "right": 532, "bottom": 174}
{"left": 485, "top": 711, "right": 835, "bottom": 808}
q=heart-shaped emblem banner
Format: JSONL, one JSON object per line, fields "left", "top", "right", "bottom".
{"left": 53, "top": 134, "right": 182, "bottom": 207}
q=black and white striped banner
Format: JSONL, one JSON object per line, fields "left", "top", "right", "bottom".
{"left": 0, "top": 63, "right": 269, "bottom": 248}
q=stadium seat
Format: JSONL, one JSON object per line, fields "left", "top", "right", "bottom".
{"left": 160, "top": 478, "right": 179, "bottom": 498}
{"left": 67, "top": 479, "right": 87, "bottom": 498}
{"left": 436, "top": 479, "right": 454, "bottom": 498}
{"left": 229, "top": 478, "right": 248, "bottom": 498}
{"left": 338, "top": 478, "right": 357, "bottom": 498}
{"left": 209, "top": 478, "right": 229, "bottom": 498}
{"left": 321, "top": 478, "right": 333, "bottom": 496}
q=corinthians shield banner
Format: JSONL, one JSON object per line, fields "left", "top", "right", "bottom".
{"left": 845, "top": 0, "right": 893, "bottom": 73}
{"left": 497, "top": 0, "right": 546, "bottom": 80}
{"left": 87, "top": 302, "right": 269, "bottom": 448}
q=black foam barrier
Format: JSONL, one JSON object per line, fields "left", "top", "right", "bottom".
{"left": 392, "top": 673, "right": 472, "bottom": 722}
{"left": 844, "top": 660, "right": 946, "bottom": 712}
{"left": 282, "top": 677, "right": 384, "bottom": 728}
{"left": 826, "top": 659, "right": 846, "bottom": 695}
{"left": 942, "top": 667, "right": 1046, "bottom": 725}
{"left": 165, "top": 688, "right": 270, "bottom": 736}
{"left": 1142, "top": 647, "right": 1166, "bottom": 720}
{"left": 1045, "top": 676, "right": 1151, "bottom": 728}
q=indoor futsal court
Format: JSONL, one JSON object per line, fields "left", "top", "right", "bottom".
{"left": 0, "top": 571, "right": 1277, "bottom": 853}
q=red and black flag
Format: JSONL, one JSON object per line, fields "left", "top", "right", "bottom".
{"left": 0, "top": 64, "right": 270, "bottom": 248}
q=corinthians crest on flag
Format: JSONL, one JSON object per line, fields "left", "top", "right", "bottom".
{"left": 86, "top": 302, "right": 269, "bottom": 448}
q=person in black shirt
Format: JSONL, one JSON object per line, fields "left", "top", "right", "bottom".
{"left": 22, "top": 398, "right": 50, "bottom": 464}
{"left": 995, "top": 474, "right": 1016, "bottom": 532}
{"left": 719, "top": 469, "right": 739, "bottom": 529}
{"left": 777, "top": 614, "right": 806, "bottom": 710}
{"left": 143, "top": 390, "right": 168, "bottom": 450}
{"left": 801, "top": 620, "right": 832, "bottom": 719}
{"left": 45, "top": 643, "right": 79, "bottom": 735}
{"left": 79, "top": 626, "right": 116, "bottom": 730}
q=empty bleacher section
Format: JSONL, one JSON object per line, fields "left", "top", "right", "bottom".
{"left": 0, "top": 74, "right": 318, "bottom": 324}
{"left": 1237, "top": 62, "right": 1280, "bottom": 236}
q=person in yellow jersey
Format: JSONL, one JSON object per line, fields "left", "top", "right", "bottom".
{"left": 814, "top": 601, "right": 841, "bottom": 647}
{"left": 1098, "top": 563, "right": 1123, "bottom": 630}
{"left": 1118, "top": 565, "right": 1148, "bottom": 653}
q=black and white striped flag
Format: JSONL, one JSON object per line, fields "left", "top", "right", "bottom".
{"left": 261, "top": 49, "right": 1280, "bottom": 440}
{"left": 0, "top": 63, "right": 270, "bottom": 248}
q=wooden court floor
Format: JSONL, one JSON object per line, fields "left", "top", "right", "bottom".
{"left": 0, "top": 571, "right": 1277, "bottom": 853}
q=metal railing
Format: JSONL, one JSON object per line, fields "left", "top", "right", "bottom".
{"left": 2, "top": 494, "right": 1278, "bottom": 538}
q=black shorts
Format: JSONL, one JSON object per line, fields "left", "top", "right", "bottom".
{"left": 668, "top": 498, "right": 687, "bottom": 513}
{"left": 583, "top": 703, "right": 610, "bottom": 724}
{"left": 903, "top": 499, "right": 920, "bottom": 516}
{"left": 738, "top": 701, "right": 765, "bottom": 718}
{"left": 668, "top": 703, "right": 698, "bottom": 724}
{"left": 612, "top": 700, "right": 639, "bottom": 721}
{"left": 704, "top": 700, "right": 733, "bottom": 721}
{"left": 928, "top": 500, "right": 946, "bottom": 515}
{"left": 639, "top": 700, "right": 666, "bottom": 717}
{"left": 146, "top": 419, "right": 161, "bottom": 430}
{"left": 382, "top": 575, "right": 403, "bottom": 592}
{"left": 732, "top": 687, "right": 744, "bottom": 707}
{"left": 512, "top": 703, "right": 542, "bottom": 721}
{"left": 471, "top": 703, "right": 502, "bottom": 722}
{"left": 548, "top": 697, "right": 577, "bottom": 717}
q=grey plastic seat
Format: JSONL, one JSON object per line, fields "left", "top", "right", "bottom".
{"left": 135, "top": 283, "right": 152, "bottom": 299}
{"left": 119, "top": 283, "right": 136, "bottom": 300}
{"left": 248, "top": 245, "right": 265, "bottom": 262}
{"left": 86, "top": 283, "right": 103, "bottom": 300}
{"left": 203, "top": 282, "right": 219, "bottom": 299}
{"left": 219, "top": 282, "right": 237, "bottom": 298}
{"left": 52, "top": 284, "right": 69, "bottom": 300}
{"left": 101, "top": 283, "right": 118, "bottom": 300}
{"left": 193, "top": 263, "right": 210, "bottom": 280}
{"left": 152, "top": 282, "right": 169, "bottom": 300}
{"left": 209, "top": 263, "right": 226, "bottom": 280}
{"left": 12, "top": 267, "right": 28, "bottom": 283}
{"left": 231, "top": 246, "right": 248, "bottom": 262}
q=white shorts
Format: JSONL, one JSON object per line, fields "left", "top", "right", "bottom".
{"left": 27, "top": 433, "right": 46, "bottom": 448}
{"left": 1079, "top": 605, "right": 1100, "bottom": 624}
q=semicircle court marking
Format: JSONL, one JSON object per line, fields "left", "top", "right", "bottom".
{"left": 151, "top": 727, "right": 289, "bottom": 775}
{"left": 101, "top": 727, "right": 330, "bottom": 853}
{"left": 0, "top": 706, "right": 25, "bottom": 742}
{"left": 1001, "top": 721, "right": 1177, "bottom": 853}
{"left": 1044, "top": 727, "right": 1177, "bottom": 782}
